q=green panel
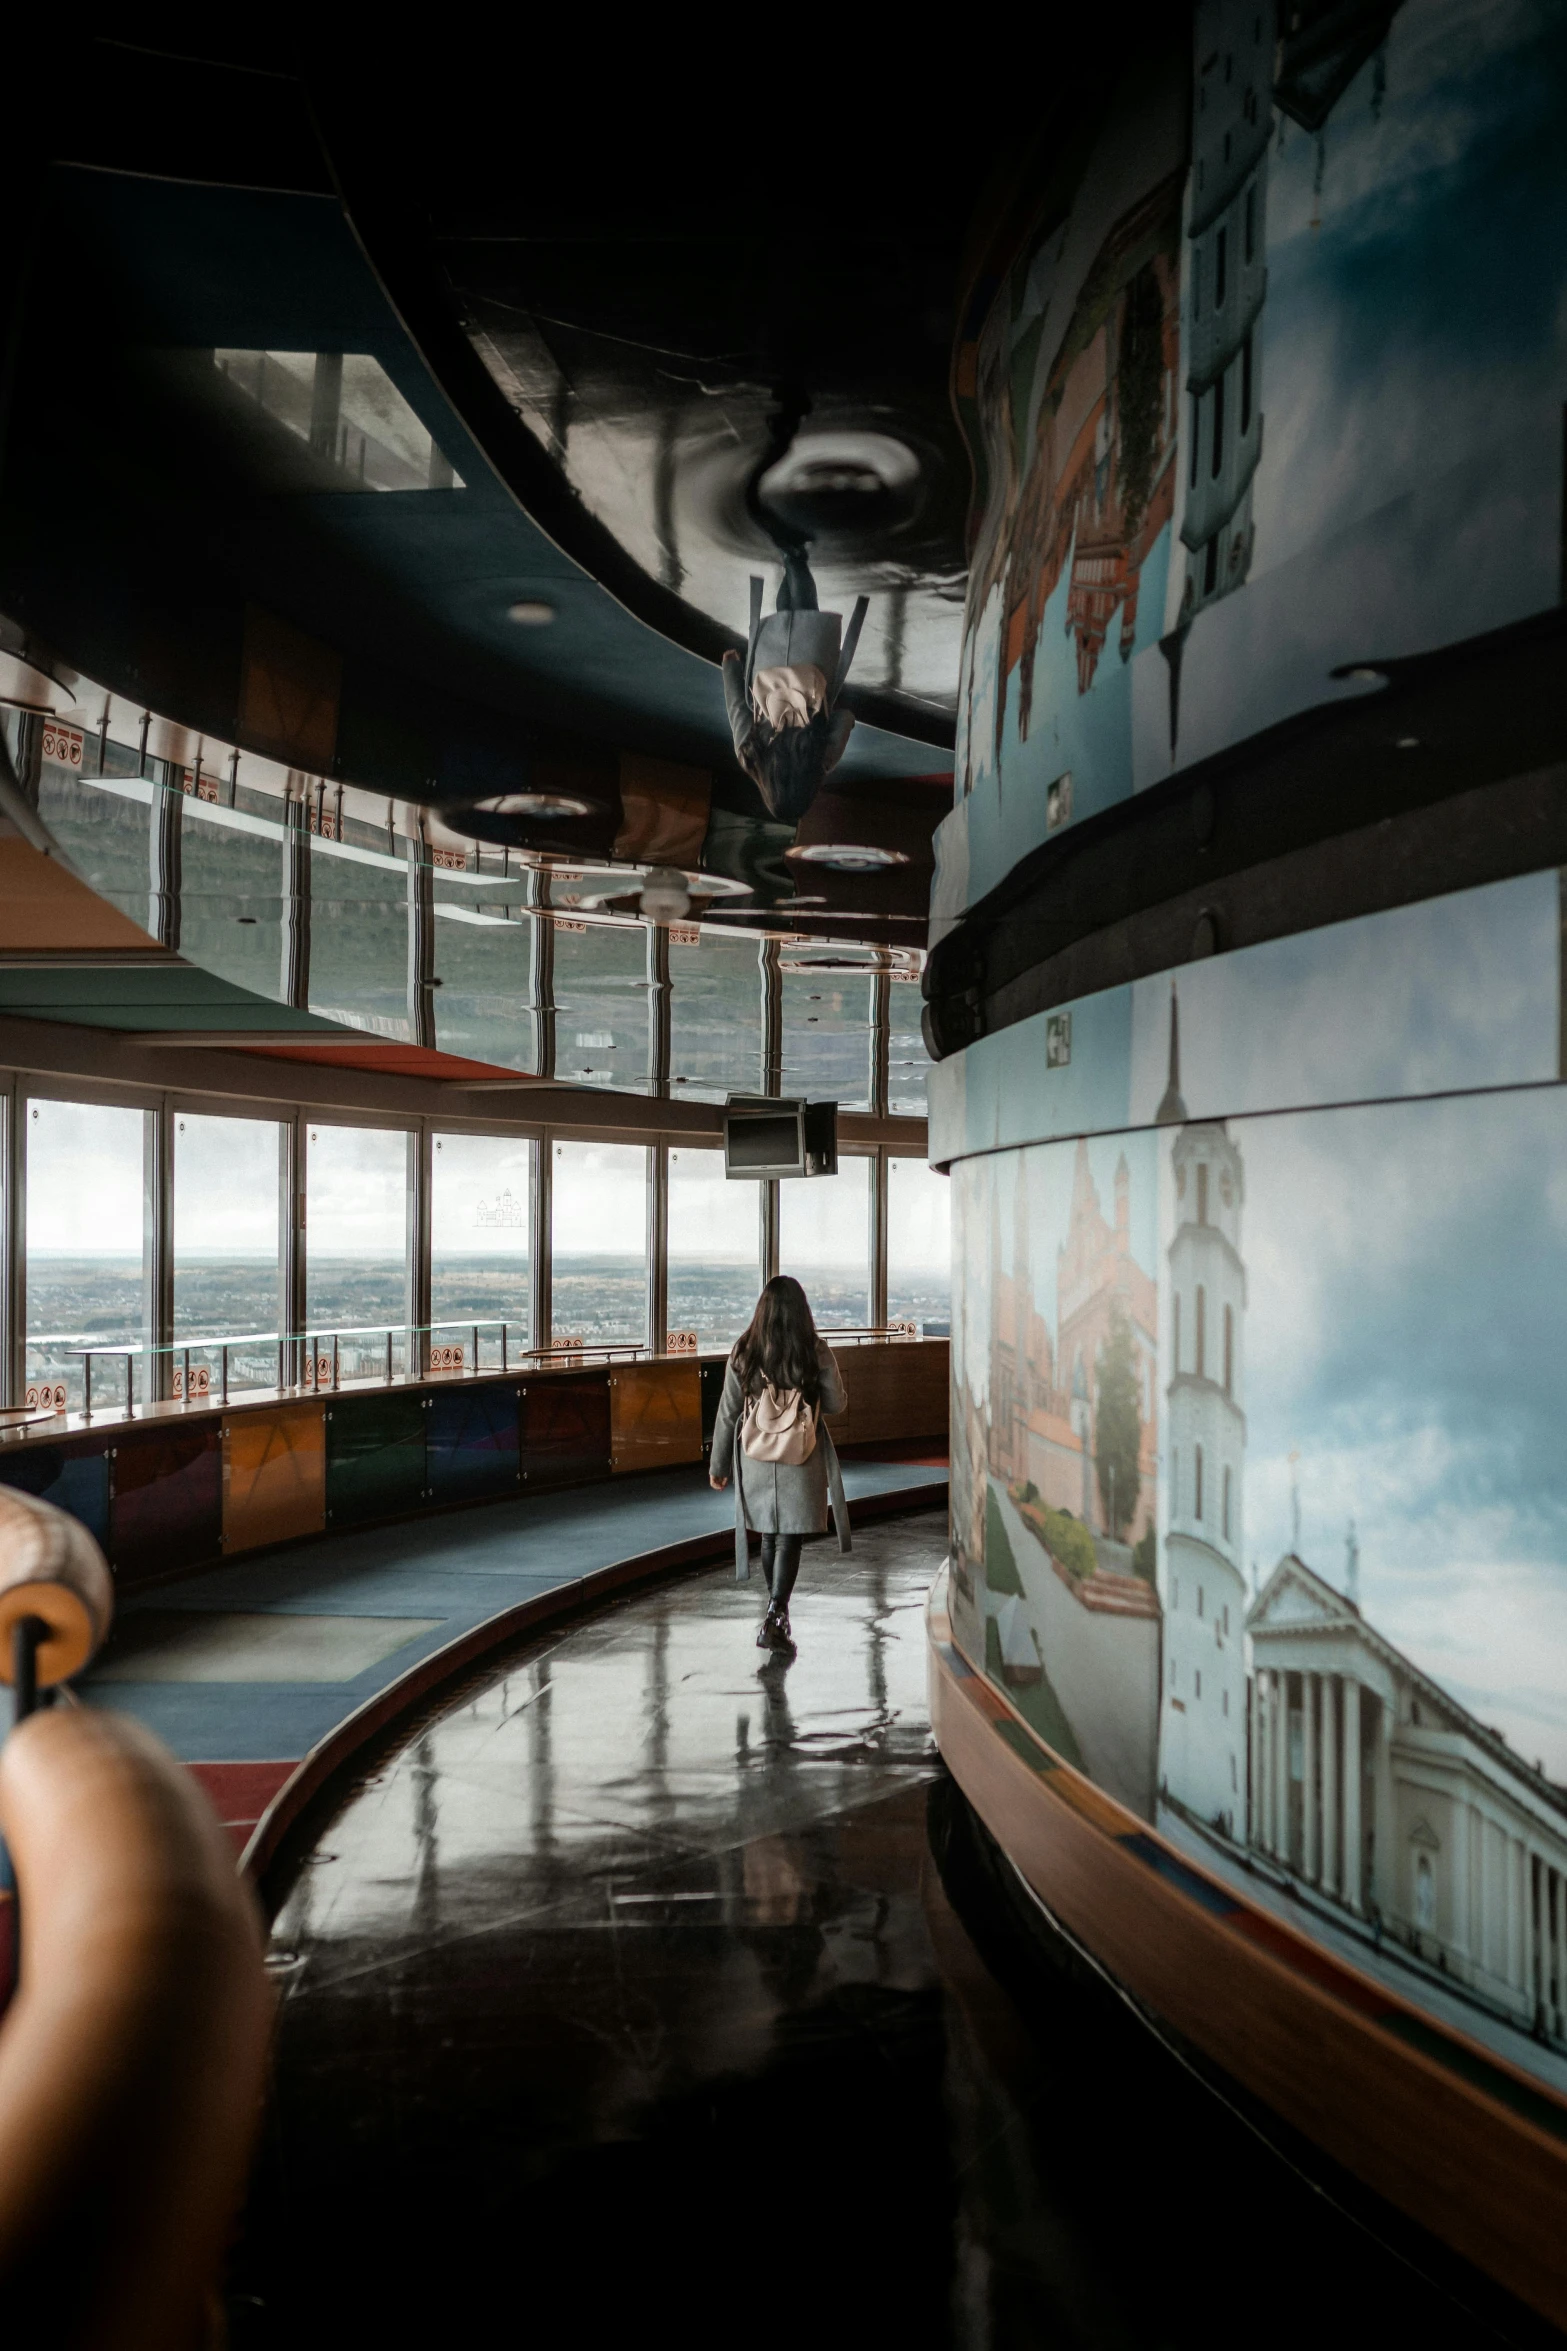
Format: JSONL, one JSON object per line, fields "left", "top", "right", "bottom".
{"left": 325, "top": 1389, "right": 428, "bottom": 1526}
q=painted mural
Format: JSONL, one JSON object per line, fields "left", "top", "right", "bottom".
{"left": 938, "top": 0, "right": 1567, "bottom": 921}
{"left": 949, "top": 993, "right": 1567, "bottom": 2099}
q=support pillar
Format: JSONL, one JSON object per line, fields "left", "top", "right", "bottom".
{"left": 646, "top": 921, "right": 671, "bottom": 1098}
{"left": 870, "top": 1148, "right": 888, "bottom": 1328}
{"left": 143, "top": 1097, "right": 174, "bottom": 1404}
{"left": 281, "top": 791, "right": 312, "bottom": 1009}
{"left": 2, "top": 1076, "right": 24, "bottom": 1408}
{"left": 646, "top": 1143, "right": 667, "bottom": 1354}
{"left": 148, "top": 767, "right": 183, "bottom": 949}
{"left": 407, "top": 827, "right": 437, "bottom": 1050}
{"left": 281, "top": 1113, "right": 307, "bottom": 1388}
{"left": 1303, "top": 1670, "right": 1319, "bottom": 1884}
{"left": 1321, "top": 1674, "right": 1339, "bottom": 1898}
{"left": 531, "top": 1133, "right": 552, "bottom": 1351}
{"left": 1342, "top": 1677, "right": 1363, "bottom": 1912}
{"left": 408, "top": 1125, "right": 431, "bottom": 1377}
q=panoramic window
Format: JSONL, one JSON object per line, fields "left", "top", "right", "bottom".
{"left": 26, "top": 1098, "right": 148, "bottom": 1409}
{"left": 432, "top": 1133, "right": 531, "bottom": 1361}
{"left": 668, "top": 1146, "right": 759, "bottom": 1349}
{"left": 887, "top": 974, "right": 932, "bottom": 1114}
{"left": 668, "top": 931, "right": 763, "bottom": 1099}
{"left": 309, "top": 835, "right": 411, "bottom": 1036}
{"left": 305, "top": 1124, "right": 412, "bottom": 1372}
{"left": 432, "top": 891, "right": 539, "bottom": 1075}
{"left": 553, "top": 922, "right": 650, "bottom": 1093}
{"left": 781, "top": 967, "right": 873, "bottom": 1110}
{"left": 551, "top": 1141, "right": 647, "bottom": 1345}
{"left": 212, "top": 351, "right": 464, "bottom": 491}
{"left": 887, "top": 1157, "right": 950, "bottom": 1331}
{"left": 174, "top": 1113, "right": 284, "bottom": 1392}
{"left": 780, "top": 1155, "right": 871, "bottom": 1329}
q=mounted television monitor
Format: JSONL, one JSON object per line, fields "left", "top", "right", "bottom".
{"left": 723, "top": 1099, "right": 838, "bottom": 1180}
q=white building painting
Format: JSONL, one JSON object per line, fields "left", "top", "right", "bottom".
{"left": 1248, "top": 1551, "right": 1567, "bottom": 2042}
{"left": 1158, "top": 991, "right": 1249, "bottom": 1833}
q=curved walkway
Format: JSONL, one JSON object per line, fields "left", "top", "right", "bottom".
{"left": 231, "top": 1508, "right": 1495, "bottom": 2351}
{"left": 80, "top": 1460, "right": 944, "bottom": 1856}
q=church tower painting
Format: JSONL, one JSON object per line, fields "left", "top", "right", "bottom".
{"left": 1158, "top": 988, "right": 1249, "bottom": 1834}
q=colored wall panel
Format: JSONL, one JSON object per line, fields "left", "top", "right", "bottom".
{"left": 223, "top": 1402, "right": 326, "bottom": 1555}
{"left": 520, "top": 1375, "right": 610, "bottom": 1491}
{"left": 325, "top": 1391, "right": 427, "bottom": 1527}
{"left": 111, "top": 1426, "right": 223, "bottom": 1589}
{"left": 609, "top": 1360, "right": 702, "bottom": 1475}
{"left": 0, "top": 1438, "right": 111, "bottom": 1547}
{"left": 427, "top": 1381, "right": 522, "bottom": 1504}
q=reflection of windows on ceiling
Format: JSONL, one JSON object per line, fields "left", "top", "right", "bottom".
{"left": 213, "top": 351, "right": 464, "bottom": 491}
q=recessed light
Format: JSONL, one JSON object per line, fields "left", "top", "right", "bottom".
{"left": 508, "top": 600, "right": 556, "bottom": 626}
{"left": 1395, "top": 736, "right": 1422, "bottom": 750}
{"left": 786, "top": 842, "right": 910, "bottom": 872}
{"left": 473, "top": 791, "right": 592, "bottom": 819}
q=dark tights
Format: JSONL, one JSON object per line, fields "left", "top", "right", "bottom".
{"left": 760, "top": 1534, "right": 803, "bottom": 1609}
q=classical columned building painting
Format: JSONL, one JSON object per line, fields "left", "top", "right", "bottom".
{"left": 1248, "top": 1550, "right": 1567, "bottom": 2044}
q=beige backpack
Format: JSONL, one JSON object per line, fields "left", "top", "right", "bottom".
{"left": 740, "top": 1379, "right": 819, "bottom": 1466}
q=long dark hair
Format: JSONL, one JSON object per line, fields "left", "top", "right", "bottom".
{"left": 752, "top": 709, "right": 830, "bottom": 822}
{"left": 732, "top": 1274, "right": 821, "bottom": 1404}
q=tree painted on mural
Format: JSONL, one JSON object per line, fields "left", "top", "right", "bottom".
{"left": 1094, "top": 1306, "right": 1142, "bottom": 1542}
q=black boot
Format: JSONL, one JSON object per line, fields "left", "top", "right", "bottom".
{"left": 757, "top": 1602, "right": 782, "bottom": 1649}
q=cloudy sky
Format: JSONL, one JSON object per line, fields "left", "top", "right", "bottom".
{"left": 1239, "top": 1083, "right": 1567, "bottom": 1774}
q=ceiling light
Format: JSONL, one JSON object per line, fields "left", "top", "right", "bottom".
{"left": 786, "top": 843, "right": 910, "bottom": 872}
{"left": 508, "top": 600, "right": 556, "bottom": 626}
{"left": 473, "top": 791, "right": 592, "bottom": 819}
{"left": 639, "top": 866, "right": 692, "bottom": 923}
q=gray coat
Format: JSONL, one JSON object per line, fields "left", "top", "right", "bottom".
{"left": 710, "top": 1341, "right": 851, "bottom": 1578}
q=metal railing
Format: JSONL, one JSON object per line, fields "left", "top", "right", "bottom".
{"left": 27, "top": 1322, "right": 652, "bottom": 1423}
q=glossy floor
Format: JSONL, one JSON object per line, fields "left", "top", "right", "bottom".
{"left": 234, "top": 1515, "right": 1534, "bottom": 2349}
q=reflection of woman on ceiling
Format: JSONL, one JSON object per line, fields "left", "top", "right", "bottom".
{"left": 721, "top": 548, "right": 868, "bottom": 823}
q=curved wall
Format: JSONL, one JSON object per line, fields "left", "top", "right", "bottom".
{"left": 933, "top": 0, "right": 1567, "bottom": 2316}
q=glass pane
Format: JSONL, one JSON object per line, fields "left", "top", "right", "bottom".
{"left": 888, "top": 973, "right": 932, "bottom": 1114}
{"left": 432, "top": 1133, "right": 532, "bottom": 1359}
{"left": 433, "top": 893, "right": 539, "bottom": 1074}
{"left": 177, "top": 798, "right": 288, "bottom": 1001}
{"left": 34, "top": 743, "right": 151, "bottom": 931}
{"left": 887, "top": 1157, "right": 951, "bottom": 1333}
{"left": 669, "top": 931, "right": 763, "bottom": 1101}
{"left": 667, "top": 1146, "right": 759, "bottom": 1351}
{"left": 26, "top": 1098, "right": 148, "bottom": 1410}
{"left": 306, "top": 1124, "right": 411, "bottom": 1373}
{"left": 781, "top": 968, "right": 873, "bottom": 1109}
{"left": 553, "top": 921, "right": 650, "bottom": 1093}
{"left": 211, "top": 351, "right": 464, "bottom": 490}
{"left": 779, "top": 1157, "right": 871, "bottom": 1329}
{"left": 309, "top": 838, "right": 410, "bottom": 1036}
{"left": 551, "top": 1141, "right": 647, "bottom": 1346}
{"left": 174, "top": 1114, "right": 283, "bottom": 1393}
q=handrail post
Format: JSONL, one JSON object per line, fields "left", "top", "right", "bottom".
{"left": 331, "top": 1332, "right": 340, "bottom": 1392}
{"left": 471, "top": 1322, "right": 478, "bottom": 1375}
{"left": 82, "top": 1352, "right": 92, "bottom": 1423}
{"left": 385, "top": 1329, "right": 393, "bottom": 1386}
{"left": 182, "top": 1347, "right": 190, "bottom": 1404}
{"left": 125, "top": 1353, "right": 133, "bottom": 1418}
{"left": 221, "top": 1345, "right": 229, "bottom": 1406}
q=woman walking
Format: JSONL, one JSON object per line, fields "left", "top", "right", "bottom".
{"left": 719, "top": 550, "right": 868, "bottom": 825}
{"left": 709, "top": 1274, "right": 850, "bottom": 1652}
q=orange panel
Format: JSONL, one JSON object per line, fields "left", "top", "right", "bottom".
{"left": 223, "top": 1402, "right": 326, "bottom": 1553}
{"left": 609, "top": 1361, "right": 702, "bottom": 1473}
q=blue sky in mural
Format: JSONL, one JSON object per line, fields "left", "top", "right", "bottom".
{"left": 1135, "top": 0, "right": 1567, "bottom": 784}
{"left": 1240, "top": 1085, "right": 1567, "bottom": 1776}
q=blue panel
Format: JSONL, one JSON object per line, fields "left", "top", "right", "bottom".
{"left": 426, "top": 1382, "right": 521, "bottom": 1504}
{"left": 0, "top": 1443, "right": 112, "bottom": 1548}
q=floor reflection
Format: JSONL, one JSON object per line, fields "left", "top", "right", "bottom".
{"left": 234, "top": 1513, "right": 1509, "bottom": 2349}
